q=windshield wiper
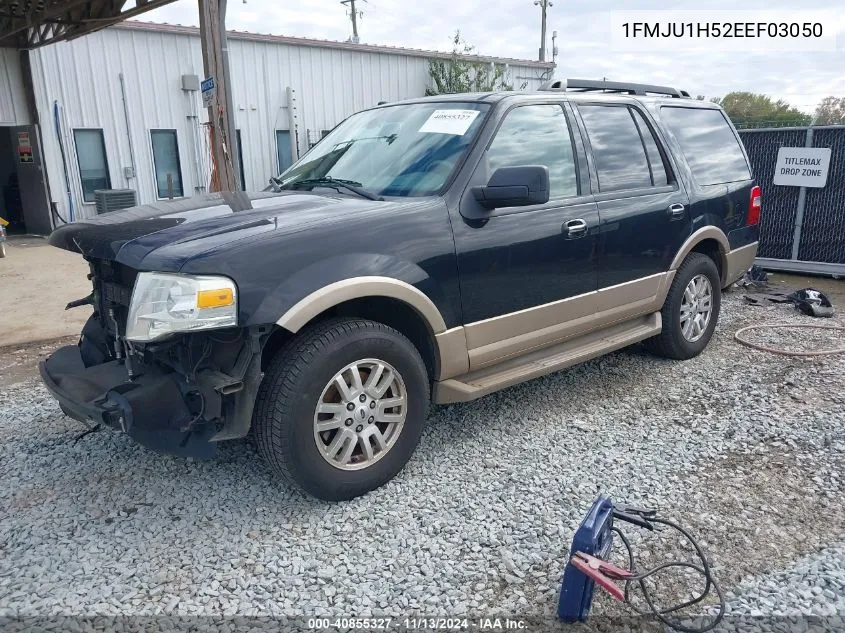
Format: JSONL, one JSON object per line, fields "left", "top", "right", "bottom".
{"left": 285, "top": 177, "right": 383, "bottom": 201}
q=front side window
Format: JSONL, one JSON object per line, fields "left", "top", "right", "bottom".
{"left": 276, "top": 102, "right": 490, "bottom": 197}
{"left": 150, "top": 130, "right": 184, "bottom": 198}
{"left": 486, "top": 104, "right": 579, "bottom": 199}
{"left": 73, "top": 129, "right": 111, "bottom": 202}
{"left": 661, "top": 107, "right": 751, "bottom": 185}
{"left": 579, "top": 105, "right": 652, "bottom": 192}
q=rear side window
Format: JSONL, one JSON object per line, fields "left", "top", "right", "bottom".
{"left": 579, "top": 105, "right": 652, "bottom": 192}
{"left": 661, "top": 107, "right": 751, "bottom": 185}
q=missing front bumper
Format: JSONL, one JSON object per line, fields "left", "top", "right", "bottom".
{"left": 40, "top": 345, "right": 217, "bottom": 459}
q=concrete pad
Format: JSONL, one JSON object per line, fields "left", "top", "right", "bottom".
{"left": 0, "top": 236, "right": 92, "bottom": 347}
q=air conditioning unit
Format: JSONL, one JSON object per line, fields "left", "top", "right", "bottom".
{"left": 94, "top": 189, "right": 137, "bottom": 215}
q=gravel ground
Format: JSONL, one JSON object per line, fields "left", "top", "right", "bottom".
{"left": 1, "top": 289, "right": 843, "bottom": 630}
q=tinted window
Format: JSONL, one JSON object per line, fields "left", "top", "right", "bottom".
{"left": 487, "top": 104, "right": 578, "bottom": 198}
{"left": 579, "top": 105, "right": 652, "bottom": 192}
{"left": 630, "top": 109, "right": 669, "bottom": 186}
{"left": 73, "top": 129, "right": 111, "bottom": 202}
{"left": 661, "top": 107, "right": 751, "bottom": 185}
{"left": 150, "top": 130, "right": 184, "bottom": 198}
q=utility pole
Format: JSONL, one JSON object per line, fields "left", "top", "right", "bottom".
{"left": 533, "top": 0, "right": 553, "bottom": 62}
{"left": 340, "top": 0, "right": 362, "bottom": 43}
{"left": 198, "top": 0, "right": 238, "bottom": 192}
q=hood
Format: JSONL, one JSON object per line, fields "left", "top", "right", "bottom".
{"left": 49, "top": 190, "right": 396, "bottom": 270}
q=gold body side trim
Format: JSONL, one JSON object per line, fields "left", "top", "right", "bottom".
{"left": 724, "top": 242, "right": 759, "bottom": 286}
{"left": 276, "top": 276, "right": 448, "bottom": 334}
{"left": 277, "top": 233, "right": 750, "bottom": 396}
{"left": 434, "top": 327, "right": 470, "bottom": 380}
{"left": 463, "top": 272, "right": 674, "bottom": 370}
{"left": 434, "top": 313, "right": 662, "bottom": 404}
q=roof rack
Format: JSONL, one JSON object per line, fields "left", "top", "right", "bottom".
{"left": 539, "top": 78, "right": 690, "bottom": 98}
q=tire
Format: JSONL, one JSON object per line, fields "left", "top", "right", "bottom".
{"left": 0, "top": 242, "right": 5, "bottom": 258}
{"left": 253, "top": 317, "right": 430, "bottom": 501}
{"left": 644, "top": 252, "right": 721, "bottom": 360}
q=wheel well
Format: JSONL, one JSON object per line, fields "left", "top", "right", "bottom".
{"left": 261, "top": 296, "right": 438, "bottom": 379}
{"left": 691, "top": 238, "right": 725, "bottom": 284}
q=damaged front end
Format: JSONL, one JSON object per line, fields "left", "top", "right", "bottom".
{"left": 40, "top": 259, "right": 268, "bottom": 458}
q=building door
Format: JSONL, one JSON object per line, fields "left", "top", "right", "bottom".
{"left": 0, "top": 125, "right": 53, "bottom": 235}
{"left": 6, "top": 125, "right": 52, "bottom": 234}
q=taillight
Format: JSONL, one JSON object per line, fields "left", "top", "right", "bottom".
{"left": 748, "top": 185, "right": 762, "bottom": 225}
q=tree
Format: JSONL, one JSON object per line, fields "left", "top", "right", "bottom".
{"left": 426, "top": 31, "right": 513, "bottom": 96}
{"left": 711, "top": 92, "right": 812, "bottom": 129}
{"left": 814, "top": 96, "right": 845, "bottom": 125}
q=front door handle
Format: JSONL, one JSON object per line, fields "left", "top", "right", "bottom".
{"left": 565, "top": 218, "right": 588, "bottom": 238}
{"left": 668, "top": 203, "right": 686, "bottom": 219}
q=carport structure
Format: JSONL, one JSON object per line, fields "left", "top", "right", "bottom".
{"left": 0, "top": 0, "right": 238, "bottom": 234}
{"left": 0, "top": 0, "right": 177, "bottom": 48}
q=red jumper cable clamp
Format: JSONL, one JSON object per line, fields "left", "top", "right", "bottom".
{"left": 568, "top": 551, "right": 634, "bottom": 601}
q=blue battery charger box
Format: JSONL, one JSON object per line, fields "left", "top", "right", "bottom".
{"left": 557, "top": 495, "right": 615, "bottom": 622}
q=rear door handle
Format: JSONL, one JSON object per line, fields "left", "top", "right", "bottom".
{"left": 565, "top": 218, "right": 588, "bottom": 238}
{"left": 668, "top": 203, "right": 686, "bottom": 219}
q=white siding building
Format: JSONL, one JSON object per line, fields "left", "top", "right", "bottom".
{"left": 0, "top": 21, "right": 553, "bottom": 231}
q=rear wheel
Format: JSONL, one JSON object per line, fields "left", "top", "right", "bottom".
{"left": 645, "top": 253, "right": 721, "bottom": 360}
{"left": 253, "top": 318, "right": 429, "bottom": 500}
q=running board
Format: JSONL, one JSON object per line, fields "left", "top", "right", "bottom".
{"left": 433, "top": 312, "right": 662, "bottom": 404}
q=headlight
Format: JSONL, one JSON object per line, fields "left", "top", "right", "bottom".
{"left": 126, "top": 272, "right": 238, "bottom": 342}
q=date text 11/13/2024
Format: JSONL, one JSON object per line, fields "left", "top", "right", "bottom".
{"left": 308, "top": 617, "right": 528, "bottom": 630}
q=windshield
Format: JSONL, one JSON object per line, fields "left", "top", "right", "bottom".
{"left": 276, "top": 102, "right": 490, "bottom": 197}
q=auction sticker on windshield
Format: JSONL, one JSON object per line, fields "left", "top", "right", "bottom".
{"left": 419, "top": 109, "right": 480, "bottom": 135}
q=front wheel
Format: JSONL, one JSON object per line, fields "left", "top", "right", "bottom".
{"left": 645, "top": 253, "right": 721, "bottom": 360}
{"left": 253, "top": 318, "right": 430, "bottom": 501}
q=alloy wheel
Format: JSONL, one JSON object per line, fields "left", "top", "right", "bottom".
{"left": 680, "top": 273, "right": 713, "bottom": 343}
{"left": 313, "top": 358, "right": 407, "bottom": 471}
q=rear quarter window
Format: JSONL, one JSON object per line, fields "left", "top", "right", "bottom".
{"left": 660, "top": 107, "right": 751, "bottom": 186}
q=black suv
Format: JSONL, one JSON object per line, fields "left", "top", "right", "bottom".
{"left": 41, "top": 79, "right": 759, "bottom": 500}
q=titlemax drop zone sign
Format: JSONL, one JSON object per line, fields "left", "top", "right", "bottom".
{"left": 773, "top": 147, "right": 832, "bottom": 187}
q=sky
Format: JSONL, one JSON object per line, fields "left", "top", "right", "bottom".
{"left": 137, "top": 0, "right": 845, "bottom": 113}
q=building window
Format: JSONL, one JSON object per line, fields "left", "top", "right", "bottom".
{"left": 236, "top": 129, "right": 246, "bottom": 190}
{"left": 73, "top": 129, "right": 111, "bottom": 202}
{"left": 150, "top": 130, "right": 184, "bottom": 198}
{"left": 276, "top": 130, "right": 293, "bottom": 174}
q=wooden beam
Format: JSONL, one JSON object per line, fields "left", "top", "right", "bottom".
{"left": 198, "top": 0, "right": 238, "bottom": 192}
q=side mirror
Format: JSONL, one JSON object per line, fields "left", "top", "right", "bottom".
{"left": 471, "top": 165, "right": 550, "bottom": 210}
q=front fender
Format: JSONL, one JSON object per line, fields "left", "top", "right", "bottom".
{"left": 248, "top": 252, "right": 454, "bottom": 333}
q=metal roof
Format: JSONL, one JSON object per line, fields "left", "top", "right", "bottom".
{"left": 116, "top": 20, "right": 557, "bottom": 70}
{"left": 0, "top": 0, "right": 178, "bottom": 48}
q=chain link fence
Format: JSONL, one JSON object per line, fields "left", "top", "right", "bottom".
{"left": 739, "top": 125, "right": 845, "bottom": 275}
